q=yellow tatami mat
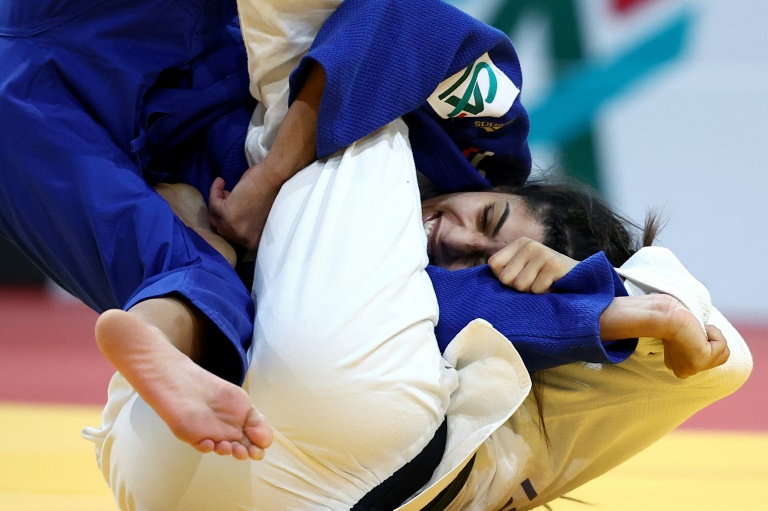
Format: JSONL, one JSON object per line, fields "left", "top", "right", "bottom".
{"left": 547, "top": 430, "right": 768, "bottom": 511}
{"left": 0, "top": 404, "right": 113, "bottom": 511}
{"left": 1, "top": 403, "right": 766, "bottom": 511}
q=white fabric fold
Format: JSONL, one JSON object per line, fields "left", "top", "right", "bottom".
{"left": 397, "top": 319, "right": 531, "bottom": 510}
{"left": 616, "top": 246, "right": 712, "bottom": 331}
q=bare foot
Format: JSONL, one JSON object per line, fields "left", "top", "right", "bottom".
{"left": 95, "top": 309, "right": 272, "bottom": 460}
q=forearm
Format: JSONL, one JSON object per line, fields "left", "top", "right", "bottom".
{"left": 599, "top": 294, "right": 676, "bottom": 342}
{"left": 237, "top": 0, "right": 340, "bottom": 105}
{"left": 428, "top": 253, "right": 633, "bottom": 374}
{"left": 259, "top": 63, "right": 325, "bottom": 187}
{"left": 608, "top": 247, "right": 738, "bottom": 378}
{"left": 209, "top": 62, "right": 326, "bottom": 251}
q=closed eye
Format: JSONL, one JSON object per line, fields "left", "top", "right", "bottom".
{"left": 481, "top": 204, "right": 492, "bottom": 234}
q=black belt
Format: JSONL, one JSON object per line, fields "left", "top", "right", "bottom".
{"left": 352, "top": 419, "right": 475, "bottom": 511}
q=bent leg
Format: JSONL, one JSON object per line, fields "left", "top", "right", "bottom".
{"left": 2, "top": 0, "right": 264, "bottom": 464}
{"left": 93, "top": 119, "right": 452, "bottom": 509}
{"left": 0, "top": 36, "right": 253, "bottom": 384}
{"left": 246, "top": 118, "right": 451, "bottom": 504}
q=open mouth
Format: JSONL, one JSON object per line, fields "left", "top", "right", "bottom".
{"left": 422, "top": 212, "right": 441, "bottom": 258}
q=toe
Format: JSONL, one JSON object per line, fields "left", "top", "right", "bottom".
{"left": 231, "top": 442, "right": 249, "bottom": 461}
{"left": 214, "top": 441, "right": 234, "bottom": 456}
{"left": 244, "top": 408, "right": 273, "bottom": 449}
{"left": 195, "top": 439, "right": 215, "bottom": 454}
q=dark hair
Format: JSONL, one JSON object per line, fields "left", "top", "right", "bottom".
{"left": 499, "top": 177, "right": 663, "bottom": 447}
{"left": 498, "top": 177, "right": 661, "bottom": 266}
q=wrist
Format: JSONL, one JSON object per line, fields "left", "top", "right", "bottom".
{"left": 256, "top": 157, "right": 293, "bottom": 190}
{"left": 599, "top": 294, "right": 670, "bottom": 341}
{"left": 239, "top": 162, "right": 284, "bottom": 202}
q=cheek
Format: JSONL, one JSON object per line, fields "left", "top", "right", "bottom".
{"left": 420, "top": 196, "right": 447, "bottom": 215}
{"left": 501, "top": 216, "right": 546, "bottom": 246}
{"left": 448, "top": 199, "right": 482, "bottom": 224}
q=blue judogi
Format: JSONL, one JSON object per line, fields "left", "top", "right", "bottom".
{"left": 0, "top": 0, "right": 254, "bottom": 383}
{"left": 0, "top": 0, "right": 631, "bottom": 383}
{"left": 290, "top": 0, "right": 532, "bottom": 191}
{"left": 428, "top": 254, "right": 635, "bottom": 373}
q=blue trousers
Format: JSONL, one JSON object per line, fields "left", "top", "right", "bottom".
{"left": 0, "top": 0, "right": 255, "bottom": 383}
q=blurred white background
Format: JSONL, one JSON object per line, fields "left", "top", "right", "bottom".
{"left": 453, "top": 0, "right": 768, "bottom": 321}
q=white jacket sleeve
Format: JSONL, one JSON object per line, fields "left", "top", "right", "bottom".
{"left": 457, "top": 246, "right": 753, "bottom": 511}
{"left": 236, "top": 0, "right": 342, "bottom": 164}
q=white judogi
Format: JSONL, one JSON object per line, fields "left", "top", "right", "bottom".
{"left": 236, "top": 0, "right": 342, "bottom": 166}
{"left": 82, "top": 1, "right": 753, "bottom": 509}
{"left": 83, "top": 118, "right": 533, "bottom": 510}
{"left": 427, "top": 247, "right": 753, "bottom": 511}
{"left": 83, "top": 3, "right": 533, "bottom": 508}
{"left": 233, "top": 5, "right": 753, "bottom": 504}
{"left": 83, "top": 185, "right": 753, "bottom": 511}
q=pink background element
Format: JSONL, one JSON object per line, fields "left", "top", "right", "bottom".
{"left": 0, "top": 288, "right": 763, "bottom": 431}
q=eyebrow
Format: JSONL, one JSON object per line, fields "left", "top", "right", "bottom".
{"left": 491, "top": 201, "right": 511, "bottom": 237}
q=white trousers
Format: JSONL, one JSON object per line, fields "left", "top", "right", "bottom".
{"left": 84, "top": 120, "right": 455, "bottom": 510}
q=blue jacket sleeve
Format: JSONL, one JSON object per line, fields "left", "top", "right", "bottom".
{"left": 288, "top": 0, "right": 532, "bottom": 190}
{"left": 426, "top": 252, "right": 637, "bottom": 374}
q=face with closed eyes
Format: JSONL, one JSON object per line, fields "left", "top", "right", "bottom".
{"left": 421, "top": 191, "right": 545, "bottom": 270}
